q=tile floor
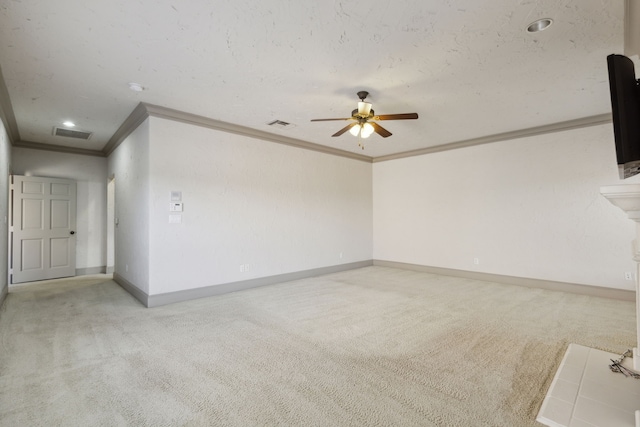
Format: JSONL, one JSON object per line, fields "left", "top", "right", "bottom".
{"left": 537, "top": 344, "right": 640, "bottom": 427}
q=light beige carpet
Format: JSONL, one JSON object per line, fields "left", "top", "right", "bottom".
{"left": 0, "top": 266, "right": 635, "bottom": 426}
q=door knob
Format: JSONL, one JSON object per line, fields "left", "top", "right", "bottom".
{"left": 70, "top": 231, "right": 75, "bottom": 235}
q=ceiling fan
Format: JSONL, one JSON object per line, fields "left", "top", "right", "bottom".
{"left": 310, "top": 91, "right": 418, "bottom": 149}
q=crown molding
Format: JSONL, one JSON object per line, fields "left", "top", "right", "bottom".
{"left": 0, "top": 65, "right": 20, "bottom": 144}
{"left": 12, "top": 140, "right": 106, "bottom": 157}
{"left": 101, "top": 102, "right": 372, "bottom": 162}
{"left": 373, "top": 113, "right": 613, "bottom": 163}
{"left": 141, "top": 103, "right": 373, "bottom": 163}
{"left": 0, "top": 78, "right": 614, "bottom": 164}
{"left": 102, "top": 102, "right": 150, "bottom": 156}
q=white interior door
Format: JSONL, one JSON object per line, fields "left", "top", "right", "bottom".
{"left": 11, "top": 175, "right": 77, "bottom": 284}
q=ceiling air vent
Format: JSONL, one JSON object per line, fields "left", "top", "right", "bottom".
{"left": 53, "top": 127, "right": 93, "bottom": 140}
{"left": 266, "top": 120, "right": 295, "bottom": 129}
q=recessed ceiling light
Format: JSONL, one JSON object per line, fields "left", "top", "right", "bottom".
{"left": 527, "top": 18, "right": 553, "bottom": 33}
{"left": 62, "top": 121, "right": 75, "bottom": 127}
{"left": 128, "top": 82, "right": 145, "bottom": 92}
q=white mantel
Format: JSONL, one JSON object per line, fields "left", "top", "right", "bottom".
{"left": 600, "top": 183, "right": 640, "bottom": 371}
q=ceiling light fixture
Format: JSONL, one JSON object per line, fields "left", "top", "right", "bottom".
{"left": 349, "top": 122, "right": 375, "bottom": 139}
{"left": 310, "top": 91, "right": 419, "bottom": 149}
{"left": 62, "top": 121, "right": 75, "bottom": 127}
{"left": 527, "top": 18, "right": 553, "bottom": 33}
{"left": 349, "top": 122, "right": 375, "bottom": 149}
{"left": 128, "top": 82, "right": 145, "bottom": 92}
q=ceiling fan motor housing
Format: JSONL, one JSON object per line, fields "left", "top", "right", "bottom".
{"left": 352, "top": 108, "right": 374, "bottom": 119}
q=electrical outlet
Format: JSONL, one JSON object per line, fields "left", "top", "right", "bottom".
{"left": 625, "top": 271, "right": 633, "bottom": 280}
{"left": 473, "top": 258, "right": 480, "bottom": 265}
{"left": 339, "top": 252, "right": 343, "bottom": 259}
{"left": 240, "top": 264, "right": 245, "bottom": 273}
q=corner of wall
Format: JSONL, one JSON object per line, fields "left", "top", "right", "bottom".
{"left": 107, "top": 117, "right": 151, "bottom": 295}
{"left": 0, "top": 110, "right": 11, "bottom": 304}
{"left": 113, "top": 273, "right": 149, "bottom": 307}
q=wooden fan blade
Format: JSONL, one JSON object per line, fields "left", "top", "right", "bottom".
{"left": 332, "top": 123, "right": 357, "bottom": 137}
{"left": 310, "top": 117, "right": 353, "bottom": 122}
{"left": 373, "top": 113, "right": 418, "bottom": 120}
{"left": 371, "top": 122, "right": 392, "bottom": 138}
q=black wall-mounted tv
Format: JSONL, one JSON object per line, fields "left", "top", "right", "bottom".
{"left": 607, "top": 54, "right": 640, "bottom": 179}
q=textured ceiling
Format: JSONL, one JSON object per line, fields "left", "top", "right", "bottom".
{"left": 0, "top": 0, "right": 627, "bottom": 158}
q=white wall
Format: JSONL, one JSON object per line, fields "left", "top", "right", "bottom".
{"left": 147, "top": 116, "right": 372, "bottom": 295}
{"left": 373, "top": 123, "right": 640, "bottom": 290}
{"left": 107, "top": 119, "right": 151, "bottom": 293}
{"left": 0, "top": 119, "right": 10, "bottom": 299}
{"left": 11, "top": 147, "right": 108, "bottom": 273}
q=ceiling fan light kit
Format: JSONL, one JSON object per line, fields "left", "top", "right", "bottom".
{"left": 349, "top": 122, "right": 375, "bottom": 138}
{"left": 311, "top": 91, "right": 418, "bottom": 149}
